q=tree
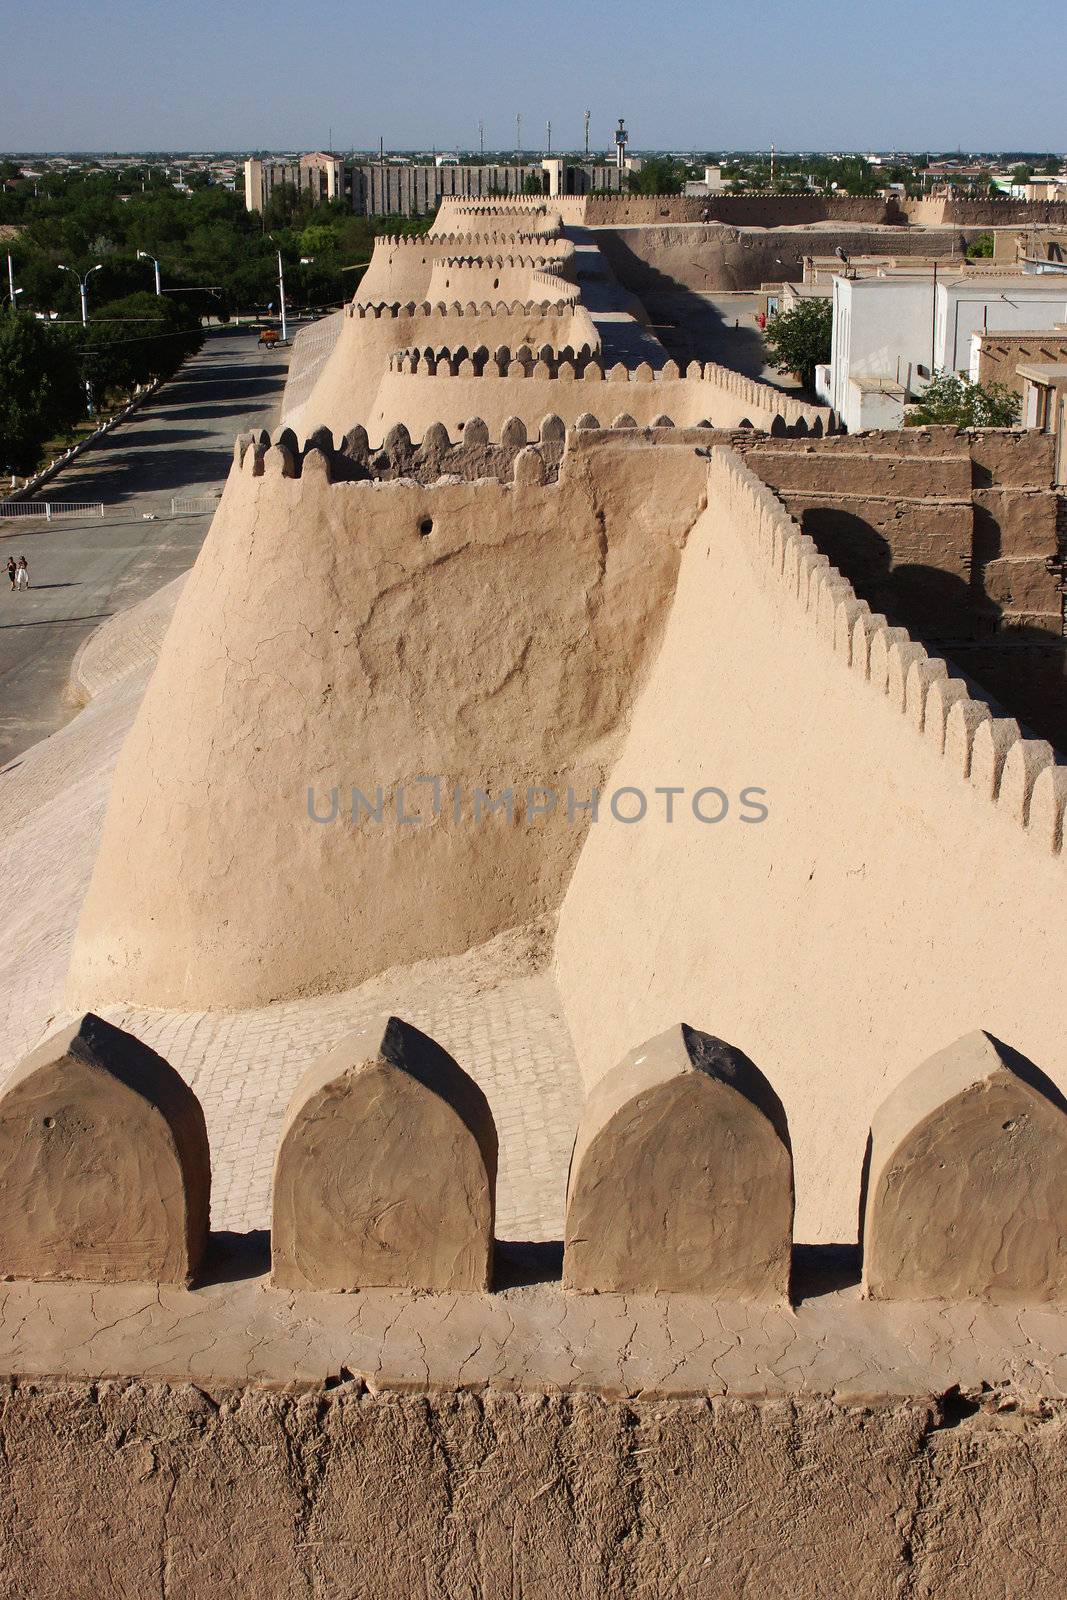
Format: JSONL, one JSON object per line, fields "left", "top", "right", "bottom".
{"left": 82, "top": 292, "right": 202, "bottom": 396}
{"left": 763, "top": 298, "right": 833, "bottom": 391}
{"left": 0, "top": 309, "right": 86, "bottom": 475}
{"left": 906, "top": 372, "right": 1020, "bottom": 428}
{"left": 967, "top": 233, "right": 994, "bottom": 258}
{"left": 628, "top": 157, "right": 687, "bottom": 196}
{"left": 521, "top": 173, "right": 544, "bottom": 195}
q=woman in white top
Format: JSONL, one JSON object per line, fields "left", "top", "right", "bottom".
{"left": 14, "top": 557, "right": 28, "bottom": 591}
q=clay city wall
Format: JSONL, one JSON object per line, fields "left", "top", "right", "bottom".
{"left": 4, "top": 1007, "right": 1067, "bottom": 1598}
{"left": 593, "top": 222, "right": 985, "bottom": 293}
{"left": 582, "top": 192, "right": 903, "bottom": 228}
{"left": 364, "top": 351, "right": 834, "bottom": 442}
{"left": 355, "top": 232, "right": 574, "bottom": 305}
{"left": 744, "top": 428, "right": 1067, "bottom": 747}
{"left": 432, "top": 197, "right": 565, "bottom": 234}
{"left": 281, "top": 296, "right": 600, "bottom": 437}
{"left": 424, "top": 256, "right": 578, "bottom": 308}
{"left": 66, "top": 430, "right": 711, "bottom": 1012}
{"left": 554, "top": 447, "right": 1067, "bottom": 1245}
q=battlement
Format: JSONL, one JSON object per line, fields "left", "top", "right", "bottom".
{"left": 377, "top": 346, "right": 835, "bottom": 435}
{"left": 345, "top": 297, "right": 582, "bottom": 322}
{"left": 714, "top": 447, "right": 1066, "bottom": 850}
{"left": 371, "top": 230, "right": 569, "bottom": 251}
{"left": 232, "top": 415, "right": 572, "bottom": 486}
{"left": 4, "top": 1011, "right": 1066, "bottom": 1306}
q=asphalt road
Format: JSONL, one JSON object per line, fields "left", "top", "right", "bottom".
{"left": 0, "top": 328, "right": 290, "bottom": 768}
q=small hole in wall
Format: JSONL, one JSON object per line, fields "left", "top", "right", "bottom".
{"left": 419, "top": 517, "right": 433, "bottom": 537}
{"left": 43, "top": 1116, "right": 55, "bottom": 1129}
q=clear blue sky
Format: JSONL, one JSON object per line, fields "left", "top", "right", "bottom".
{"left": 1, "top": 0, "right": 1062, "bottom": 154}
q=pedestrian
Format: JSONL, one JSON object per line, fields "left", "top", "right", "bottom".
{"left": 14, "top": 556, "right": 28, "bottom": 592}
{"left": 6, "top": 557, "right": 14, "bottom": 591}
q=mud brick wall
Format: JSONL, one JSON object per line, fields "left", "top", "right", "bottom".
{"left": 745, "top": 428, "right": 1067, "bottom": 748}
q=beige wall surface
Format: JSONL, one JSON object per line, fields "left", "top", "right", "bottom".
{"left": 283, "top": 300, "right": 599, "bottom": 439}
{"left": 554, "top": 450, "right": 1067, "bottom": 1244}
{"left": 67, "top": 436, "right": 708, "bottom": 1011}
{"left": 363, "top": 361, "right": 831, "bottom": 444}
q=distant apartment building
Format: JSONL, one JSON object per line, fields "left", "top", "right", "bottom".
{"left": 244, "top": 153, "right": 350, "bottom": 213}
{"left": 243, "top": 155, "right": 621, "bottom": 217}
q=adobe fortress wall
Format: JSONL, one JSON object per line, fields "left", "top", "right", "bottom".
{"left": 365, "top": 351, "right": 834, "bottom": 442}
{"left": 66, "top": 431, "right": 709, "bottom": 1011}
{"left": 355, "top": 232, "right": 573, "bottom": 304}
{"left": 282, "top": 297, "right": 599, "bottom": 438}
{"left": 554, "top": 449, "right": 1067, "bottom": 1243}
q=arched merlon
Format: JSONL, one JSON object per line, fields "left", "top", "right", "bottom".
{"left": 273, "top": 1014, "right": 497, "bottom": 1293}
{"left": 367, "top": 354, "right": 831, "bottom": 440}
{"left": 564, "top": 1024, "right": 793, "bottom": 1298}
{"left": 0, "top": 1014, "right": 210, "bottom": 1284}
{"left": 861, "top": 1030, "right": 1067, "bottom": 1303}
{"left": 553, "top": 447, "right": 1067, "bottom": 1245}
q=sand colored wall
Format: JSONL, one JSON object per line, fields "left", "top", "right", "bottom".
{"left": 595, "top": 224, "right": 980, "bottom": 293}
{"left": 583, "top": 194, "right": 901, "bottom": 228}
{"left": 365, "top": 355, "right": 833, "bottom": 443}
{"left": 354, "top": 233, "right": 572, "bottom": 305}
{"left": 975, "top": 329, "right": 1067, "bottom": 396}
{"left": 424, "top": 256, "right": 578, "bottom": 307}
{"left": 432, "top": 198, "right": 565, "bottom": 236}
{"left": 282, "top": 298, "right": 599, "bottom": 439}
{"left": 67, "top": 433, "right": 709, "bottom": 1011}
{"left": 553, "top": 449, "right": 1067, "bottom": 1243}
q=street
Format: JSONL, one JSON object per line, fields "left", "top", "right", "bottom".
{"left": 0, "top": 328, "right": 290, "bottom": 766}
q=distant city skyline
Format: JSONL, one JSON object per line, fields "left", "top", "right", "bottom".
{"left": 1, "top": 0, "right": 1063, "bottom": 154}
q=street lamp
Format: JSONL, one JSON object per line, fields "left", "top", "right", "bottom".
{"left": 266, "top": 237, "right": 289, "bottom": 342}
{"left": 57, "top": 263, "right": 103, "bottom": 416}
{"left": 57, "top": 262, "right": 103, "bottom": 326}
{"left": 6, "top": 254, "right": 23, "bottom": 306}
{"left": 137, "top": 250, "right": 162, "bottom": 296}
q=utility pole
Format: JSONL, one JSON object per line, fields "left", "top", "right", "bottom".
{"left": 770, "top": 144, "right": 776, "bottom": 186}
{"left": 546, "top": 120, "right": 551, "bottom": 157}
{"left": 516, "top": 113, "right": 523, "bottom": 194}
{"left": 7, "top": 253, "right": 15, "bottom": 305}
{"left": 584, "top": 110, "right": 590, "bottom": 160}
{"left": 57, "top": 263, "right": 102, "bottom": 415}
{"left": 479, "top": 120, "right": 484, "bottom": 160}
{"left": 277, "top": 249, "right": 288, "bottom": 343}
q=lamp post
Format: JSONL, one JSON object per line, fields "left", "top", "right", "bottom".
{"left": 276, "top": 249, "right": 288, "bottom": 341}
{"left": 57, "top": 263, "right": 103, "bottom": 416}
{"left": 137, "top": 250, "right": 162, "bottom": 295}
{"left": 57, "top": 262, "right": 103, "bottom": 326}
{"left": 6, "top": 254, "right": 21, "bottom": 306}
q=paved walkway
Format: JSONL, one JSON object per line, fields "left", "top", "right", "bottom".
{"left": 0, "top": 328, "right": 290, "bottom": 766}
{"left": 565, "top": 225, "right": 670, "bottom": 369}
{"left": 0, "top": 574, "right": 583, "bottom": 1243}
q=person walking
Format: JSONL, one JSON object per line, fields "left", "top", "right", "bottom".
{"left": 6, "top": 557, "right": 15, "bottom": 591}
{"left": 14, "top": 556, "right": 28, "bottom": 592}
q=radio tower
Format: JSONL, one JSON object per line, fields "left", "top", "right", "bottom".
{"left": 584, "top": 109, "right": 590, "bottom": 159}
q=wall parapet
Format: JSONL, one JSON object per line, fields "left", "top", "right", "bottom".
{"left": 346, "top": 297, "right": 580, "bottom": 322}
{"left": 711, "top": 446, "right": 1067, "bottom": 847}
{"left": 380, "top": 346, "right": 834, "bottom": 432}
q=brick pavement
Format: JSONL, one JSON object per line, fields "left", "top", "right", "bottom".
{"left": 0, "top": 581, "right": 583, "bottom": 1244}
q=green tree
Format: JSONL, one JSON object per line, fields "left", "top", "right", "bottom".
{"left": 763, "top": 298, "right": 833, "bottom": 391}
{"left": 967, "top": 233, "right": 994, "bottom": 258}
{"left": 906, "top": 372, "right": 1020, "bottom": 428}
{"left": 628, "top": 157, "right": 687, "bottom": 196}
{"left": 0, "top": 309, "right": 86, "bottom": 475}
{"left": 82, "top": 292, "right": 202, "bottom": 395}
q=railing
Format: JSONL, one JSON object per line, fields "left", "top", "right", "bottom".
{"left": 0, "top": 500, "right": 105, "bottom": 520}
{"left": 170, "top": 494, "right": 218, "bottom": 515}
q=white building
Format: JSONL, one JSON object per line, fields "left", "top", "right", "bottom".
{"left": 828, "top": 271, "right": 1067, "bottom": 431}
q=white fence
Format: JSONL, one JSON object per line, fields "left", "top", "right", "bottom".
{"left": 170, "top": 494, "right": 219, "bottom": 515}
{"left": 0, "top": 500, "right": 105, "bottom": 521}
